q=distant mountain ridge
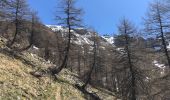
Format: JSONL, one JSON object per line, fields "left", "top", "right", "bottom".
{"left": 46, "top": 25, "right": 115, "bottom": 46}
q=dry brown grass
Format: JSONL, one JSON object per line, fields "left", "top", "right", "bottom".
{"left": 0, "top": 52, "right": 85, "bottom": 100}
{"left": 0, "top": 37, "right": 116, "bottom": 100}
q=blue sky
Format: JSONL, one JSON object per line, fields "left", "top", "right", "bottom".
{"left": 28, "top": 0, "right": 151, "bottom": 35}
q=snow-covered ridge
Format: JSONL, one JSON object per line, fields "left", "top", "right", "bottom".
{"left": 72, "top": 32, "right": 93, "bottom": 45}
{"left": 101, "top": 36, "right": 114, "bottom": 46}
{"left": 46, "top": 25, "right": 93, "bottom": 45}
{"left": 46, "top": 25, "right": 64, "bottom": 31}
{"left": 46, "top": 25, "right": 116, "bottom": 47}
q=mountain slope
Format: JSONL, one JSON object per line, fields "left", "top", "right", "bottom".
{"left": 0, "top": 50, "right": 85, "bottom": 100}
{"left": 0, "top": 37, "right": 116, "bottom": 100}
{"left": 46, "top": 25, "right": 113, "bottom": 46}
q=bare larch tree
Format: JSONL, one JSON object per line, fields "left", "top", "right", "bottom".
{"left": 144, "top": 1, "right": 170, "bottom": 99}
{"left": 116, "top": 18, "right": 149, "bottom": 100}
{"left": 118, "top": 18, "right": 137, "bottom": 100}
{"left": 19, "top": 11, "right": 40, "bottom": 51}
{"left": 144, "top": 0, "right": 170, "bottom": 68}
{"left": 5, "top": 0, "right": 30, "bottom": 47}
{"left": 81, "top": 32, "right": 97, "bottom": 89}
{"left": 50, "top": 0, "right": 83, "bottom": 74}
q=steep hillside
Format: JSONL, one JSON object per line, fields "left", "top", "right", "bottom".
{"left": 0, "top": 37, "right": 116, "bottom": 100}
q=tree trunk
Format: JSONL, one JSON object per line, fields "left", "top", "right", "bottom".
{"left": 82, "top": 34, "right": 96, "bottom": 89}
{"left": 51, "top": 3, "right": 72, "bottom": 75}
{"left": 78, "top": 48, "right": 81, "bottom": 75}
{"left": 10, "top": 0, "right": 19, "bottom": 46}
{"left": 125, "top": 35, "right": 136, "bottom": 100}
{"left": 158, "top": 16, "right": 170, "bottom": 68}
{"left": 18, "top": 15, "right": 35, "bottom": 51}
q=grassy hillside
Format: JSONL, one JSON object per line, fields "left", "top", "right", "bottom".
{"left": 0, "top": 51, "right": 85, "bottom": 100}
{"left": 0, "top": 36, "right": 116, "bottom": 100}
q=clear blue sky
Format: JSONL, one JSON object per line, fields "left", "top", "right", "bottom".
{"left": 27, "top": 0, "right": 151, "bottom": 35}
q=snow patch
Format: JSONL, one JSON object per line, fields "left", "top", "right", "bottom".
{"left": 33, "top": 45, "right": 39, "bottom": 50}
{"left": 72, "top": 32, "right": 93, "bottom": 45}
{"left": 145, "top": 77, "right": 151, "bottom": 82}
{"left": 152, "top": 60, "right": 166, "bottom": 69}
{"left": 102, "top": 36, "right": 114, "bottom": 45}
{"left": 116, "top": 48, "right": 125, "bottom": 54}
{"left": 152, "top": 60, "right": 166, "bottom": 75}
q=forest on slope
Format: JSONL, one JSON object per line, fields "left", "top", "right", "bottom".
{"left": 1, "top": 0, "right": 170, "bottom": 100}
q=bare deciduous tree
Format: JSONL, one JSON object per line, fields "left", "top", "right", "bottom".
{"left": 50, "top": 0, "right": 83, "bottom": 74}
{"left": 118, "top": 18, "right": 137, "bottom": 100}
{"left": 19, "top": 11, "right": 40, "bottom": 51}
{"left": 6, "top": 0, "right": 30, "bottom": 46}
{"left": 116, "top": 18, "right": 149, "bottom": 100}
{"left": 144, "top": 1, "right": 170, "bottom": 99}
{"left": 144, "top": 0, "right": 170, "bottom": 68}
{"left": 82, "top": 32, "right": 97, "bottom": 89}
